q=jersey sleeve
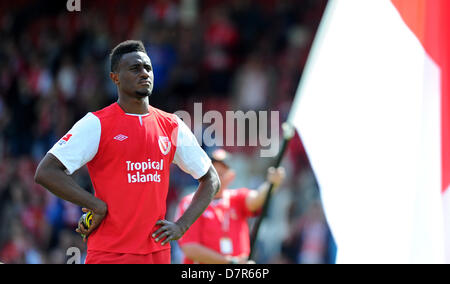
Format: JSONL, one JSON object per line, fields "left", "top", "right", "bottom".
{"left": 172, "top": 116, "right": 212, "bottom": 179}
{"left": 48, "top": 113, "right": 101, "bottom": 175}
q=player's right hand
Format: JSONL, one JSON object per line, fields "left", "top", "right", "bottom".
{"left": 76, "top": 206, "right": 107, "bottom": 242}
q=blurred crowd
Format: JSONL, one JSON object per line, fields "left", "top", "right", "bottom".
{"left": 0, "top": 0, "right": 335, "bottom": 264}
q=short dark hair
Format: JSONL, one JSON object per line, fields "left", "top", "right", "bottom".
{"left": 110, "top": 40, "right": 147, "bottom": 72}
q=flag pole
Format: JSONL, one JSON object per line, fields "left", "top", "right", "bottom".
{"left": 249, "top": 122, "right": 295, "bottom": 260}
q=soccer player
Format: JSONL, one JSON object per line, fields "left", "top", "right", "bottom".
{"left": 177, "top": 149, "right": 286, "bottom": 264}
{"left": 34, "top": 40, "right": 220, "bottom": 264}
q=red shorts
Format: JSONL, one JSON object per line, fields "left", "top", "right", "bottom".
{"left": 85, "top": 249, "right": 171, "bottom": 264}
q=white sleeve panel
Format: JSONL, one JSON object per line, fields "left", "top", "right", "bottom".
{"left": 173, "top": 116, "right": 212, "bottom": 179}
{"left": 48, "top": 112, "right": 101, "bottom": 175}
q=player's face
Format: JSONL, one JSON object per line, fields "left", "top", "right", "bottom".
{"left": 115, "top": 51, "right": 154, "bottom": 98}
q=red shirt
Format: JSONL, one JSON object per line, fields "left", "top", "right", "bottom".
{"left": 49, "top": 103, "right": 211, "bottom": 254}
{"left": 177, "top": 188, "right": 258, "bottom": 264}
{"left": 86, "top": 103, "right": 178, "bottom": 254}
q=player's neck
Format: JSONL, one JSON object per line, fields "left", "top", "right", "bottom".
{"left": 117, "top": 96, "right": 150, "bottom": 115}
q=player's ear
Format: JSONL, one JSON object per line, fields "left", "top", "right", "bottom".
{"left": 110, "top": 72, "right": 119, "bottom": 86}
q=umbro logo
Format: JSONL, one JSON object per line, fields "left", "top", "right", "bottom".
{"left": 114, "top": 134, "right": 128, "bottom": 141}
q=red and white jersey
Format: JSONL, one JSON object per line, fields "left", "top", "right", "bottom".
{"left": 48, "top": 102, "right": 211, "bottom": 254}
{"left": 177, "top": 188, "right": 259, "bottom": 264}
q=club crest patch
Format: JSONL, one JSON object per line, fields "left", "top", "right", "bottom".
{"left": 158, "top": 136, "right": 171, "bottom": 155}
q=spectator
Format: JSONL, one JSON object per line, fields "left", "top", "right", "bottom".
{"left": 203, "top": 5, "right": 239, "bottom": 96}
{"left": 281, "top": 201, "right": 332, "bottom": 264}
{"left": 177, "top": 149, "right": 285, "bottom": 264}
{"left": 232, "top": 53, "right": 275, "bottom": 111}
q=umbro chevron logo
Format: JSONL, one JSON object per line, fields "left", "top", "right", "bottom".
{"left": 114, "top": 134, "right": 128, "bottom": 141}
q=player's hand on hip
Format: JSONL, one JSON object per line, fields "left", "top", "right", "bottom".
{"left": 152, "top": 220, "right": 184, "bottom": 246}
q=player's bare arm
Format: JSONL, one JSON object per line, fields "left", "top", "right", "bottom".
{"left": 245, "top": 166, "right": 286, "bottom": 212}
{"left": 152, "top": 165, "right": 220, "bottom": 245}
{"left": 34, "top": 153, "right": 107, "bottom": 237}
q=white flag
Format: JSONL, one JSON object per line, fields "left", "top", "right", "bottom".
{"left": 290, "top": 0, "right": 450, "bottom": 264}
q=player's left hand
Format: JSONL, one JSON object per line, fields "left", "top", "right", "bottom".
{"left": 76, "top": 205, "right": 107, "bottom": 242}
{"left": 152, "top": 220, "right": 184, "bottom": 246}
